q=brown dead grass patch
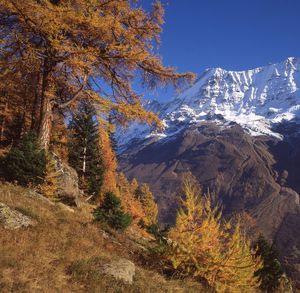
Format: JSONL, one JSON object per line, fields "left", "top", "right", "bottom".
{"left": 0, "top": 183, "right": 205, "bottom": 292}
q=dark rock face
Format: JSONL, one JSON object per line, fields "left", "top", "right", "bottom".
{"left": 119, "top": 122, "right": 300, "bottom": 285}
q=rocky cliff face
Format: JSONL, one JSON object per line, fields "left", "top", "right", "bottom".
{"left": 118, "top": 58, "right": 300, "bottom": 286}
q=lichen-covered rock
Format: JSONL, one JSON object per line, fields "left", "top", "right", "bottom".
{"left": 0, "top": 203, "right": 36, "bottom": 229}
{"left": 51, "top": 152, "right": 81, "bottom": 206}
{"left": 102, "top": 258, "right": 135, "bottom": 284}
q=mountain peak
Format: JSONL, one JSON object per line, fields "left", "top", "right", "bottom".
{"left": 117, "top": 58, "right": 300, "bottom": 150}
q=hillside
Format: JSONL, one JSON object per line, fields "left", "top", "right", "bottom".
{"left": 0, "top": 183, "right": 206, "bottom": 293}
{"left": 1, "top": 1, "right": 299, "bottom": 292}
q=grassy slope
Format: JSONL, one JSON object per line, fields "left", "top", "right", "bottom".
{"left": 0, "top": 183, "right": 206, "bottom": 293}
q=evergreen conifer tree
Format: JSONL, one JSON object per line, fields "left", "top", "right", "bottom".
{"left": 254, "top": 234, "right": 284, "bottom": 292}
{"left": 68, "top": 101, "right": 103, "bottom": 197}
{"left": 93, "top": 191, "right": 132, "bottom": 230}
{"left": 0, "top": 131, "right": 46, "bottom": 186}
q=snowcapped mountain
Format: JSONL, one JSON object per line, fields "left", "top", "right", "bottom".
{"left": 118, "top": 58, "right": 300, "bottom": 284}
{"left": 117, "top": 57, "right": 300, "bottom": 150}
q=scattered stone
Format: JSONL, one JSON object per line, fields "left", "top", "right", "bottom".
{"left": 102, "top": 231, "right": 109, "bottom": 239}
{"left": 102, "top": 258, "right": 135, "bottom": 284}
{"left": 0, "top": 202, "right": 37, "bottom": 229}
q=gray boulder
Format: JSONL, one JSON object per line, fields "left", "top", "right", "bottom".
{"left": 0, "top": 203, "right": 36, "bottom": 229}
{"left": 102, "top": 258, "right": 135, "bottom": 284}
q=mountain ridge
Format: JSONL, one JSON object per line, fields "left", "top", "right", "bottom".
{"left": 117, "top": 57, "right": 300, "bottom": 151}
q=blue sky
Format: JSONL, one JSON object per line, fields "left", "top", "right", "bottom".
{"left": 141, "top": 0, "right": 300, "bottom": 101}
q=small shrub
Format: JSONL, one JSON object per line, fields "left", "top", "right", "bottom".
{"left": 93, "top": 192, "right": 132, "bottom": 230}
{"left": 0, "top": 131, "right": 46, "bottom": 186}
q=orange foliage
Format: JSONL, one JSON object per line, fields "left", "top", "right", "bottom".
{"left": 135, "top": 183, "right": 158, "bottom": 225}
{"left": 0, "top": 0, "right": 195, "bottom": 149}
{"left": 167, "top": 174, "right": 262, "bottom": 292}
{"left": 116, "top": 173, "right": 145, "bottom": 221}
{"left": 98, "top": 125, "right": 117, "bottom": 194}
{"left": 49, "top": 112, "right": 69, "bottom": 161}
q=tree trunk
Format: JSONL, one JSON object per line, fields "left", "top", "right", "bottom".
{"left": 38, "top": 58, "right": 52, "bottom": 150}
{"left": 38, "top": 96, "right": 53, "bottom": 150}
{"left": 20, "top": 91, "right": 29, "bottom": 139}
{"left": 82, "top": 140, "right": 87, "bottom": 174}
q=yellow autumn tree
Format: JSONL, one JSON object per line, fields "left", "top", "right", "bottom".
{"left": 167, "top": 174, "right": 261, "bottom": 292}
{"left": 167, "top": 175, "right": 225, "bottom": 278}
{"left": 130, "top": 178, "right": 139, "bottom": 194}
{"left": 49, "top": 112, "right": 69, "bottom": 161}
{"left": 0, "top": 56, "right": 38, "bottom": 145}
{"left": 0, "top": 0, "right": 195, "bottom": 149}
{"left": 0, "top": 94, "right": 10, "bottom": 143}
{"left": 99, "top": 125, "right": 118, "bottom": 194}
{"left": 116, "top": 172, "right": 145, "bottom": 221}
{"left": 214, "top": 221, "right": 262, "bottom": 293}
{"left": 135, "top": 183, "right": 158, "bottom": 225}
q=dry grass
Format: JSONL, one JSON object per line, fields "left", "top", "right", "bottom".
{"left": 68, "top": 256, "right": 206, "bottom": 293}
{"left": 0, "top": 183, "right": 206, "bottom": 293}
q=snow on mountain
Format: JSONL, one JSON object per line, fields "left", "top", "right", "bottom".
{"left": 117, "top": 57, "right": 300, "bottom": 150}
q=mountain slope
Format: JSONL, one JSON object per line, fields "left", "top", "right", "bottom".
{"left": 119, "top": 123, "right": 300, "bottom": 287}
{"left": 118, "top": 58, "right": 300, "bottom": 288}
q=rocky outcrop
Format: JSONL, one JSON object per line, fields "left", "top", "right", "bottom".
{"left": 0, "top": 202, "right": 36, "bottom": 229}
{"left": 51, "top": 153, "right": 81, "bottom": 206}
{"left": 102, "top": 258, "right": 135, "bottom": 284}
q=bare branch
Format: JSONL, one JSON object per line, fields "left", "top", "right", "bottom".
{"left": 57, "top": 75, "right": 87, "bottom": 109}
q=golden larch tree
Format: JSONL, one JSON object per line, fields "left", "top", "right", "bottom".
{"left": 215, "top": 221, "right": 262, "bottom": 293}
{"left": 167, "top": 174, "right": 261, "bottom": 292}
{"left": 135, "top": 183, "right": 158, "bottom": 225}
{"left": 99, "top": 124, "right": 118, "bottom": 194}
{"left": 167, "top": 175, "right": 225, "bottom": 279}
{"left": 116, "top": 172, "right": 145, "bottom": 221}
{"left": 0, "top": 0, "right": 195, "bottom": 149}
